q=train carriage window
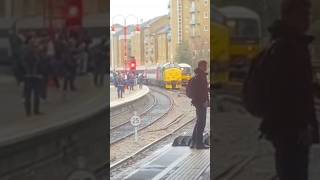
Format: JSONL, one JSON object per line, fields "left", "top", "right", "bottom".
{"left": 237, "top": 19, "right": 259, "bottom": 39}
{"left": 227, "top": 18, "right": 259, "bottom": 42}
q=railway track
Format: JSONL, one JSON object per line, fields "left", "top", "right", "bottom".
{"left": 110, "top": 93, "right": 156, "bottom": 130}
{"left": 107, "top": 87, "right": 198, "bottom": 173}
{"left": 110, "top": 114, "right": 196, "bottom": 171}
{"left": 110, "top": 87, "right": 174, "bottom": 144}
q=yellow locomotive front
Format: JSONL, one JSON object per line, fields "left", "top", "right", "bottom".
{"left": 211, "top": 7, "right": 230, "bottom": 88}
{"left": 220, "top": 6, "right": 262, "bottom": 82}
{"left": 163, "top": 66, "right": 182, "bottom": 89}
{"left": 178, "top": 63, "right": 192, "bottom": 86}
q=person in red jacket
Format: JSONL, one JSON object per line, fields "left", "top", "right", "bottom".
{"left": 190, "top": 60, "right": 210, "bottom": 149}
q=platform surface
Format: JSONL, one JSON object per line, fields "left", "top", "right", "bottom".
{"left": 0, "top": 74, "right": 107, "bottom": 147}
{"left": 110, "top": 85, "right": 149, "bottom": 108}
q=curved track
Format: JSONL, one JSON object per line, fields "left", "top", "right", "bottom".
{"left": 110, "top": 93, "right": 156, "bottom": 130}
{"left": 110, "top": 87, "right": 174, "bottom": 144}
{"left": 109, "top": 114, "right": 196, "bottom": 171}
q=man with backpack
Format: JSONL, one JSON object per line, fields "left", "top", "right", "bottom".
{"left": 187, "top": 60, "right": 209, "bottom": 149}
{"left": 243, "top": 0, "right": 319, "bottom": 179}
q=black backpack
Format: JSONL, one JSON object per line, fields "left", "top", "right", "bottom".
{"left": 186, "top": 77, "right": 196, "bottom": 99}
{"left": 243, "top": 41, "right": 276, "bottom": 117}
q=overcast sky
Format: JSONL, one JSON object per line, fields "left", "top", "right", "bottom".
{"left": 110, "top": 0, "right": 169, "bottom": 25}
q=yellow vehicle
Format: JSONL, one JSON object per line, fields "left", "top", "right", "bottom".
{"left": 220, "top": 6, "right": 262, "bottom": 81}
{"left": 147, "top": 63, "right": 182, "bottom": 89}
{"left": 178, "top": 63, "right": 192, "bottom": 86}
{"left": 211, "top": 7, "right": 230, "bottom": 88}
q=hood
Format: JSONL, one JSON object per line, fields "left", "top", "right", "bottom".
{"left": 194, "top": 68, "right": 208, "bottom": 76}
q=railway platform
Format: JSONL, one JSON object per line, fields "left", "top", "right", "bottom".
{"left": 124, "top": 144, "right": 210, "bottom": 180}
{"left": 0, "top": 74, "right": 106, "bottom": 147}
{"left": 110, "top": 85, "right": 150, "bottom": 108}
{"left": 121, "top": 108, "right": 211, "bottom": 180}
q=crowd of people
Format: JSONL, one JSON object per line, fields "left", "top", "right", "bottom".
{"left": 9, "top": 28, "right": 107, "bottom": 116}
{"left": 112, "top": 71, "right": 145, "bottom": 99}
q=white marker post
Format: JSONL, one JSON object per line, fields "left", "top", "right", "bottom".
{"left": 130, "top": 111, "right": 141, "bottom": 142}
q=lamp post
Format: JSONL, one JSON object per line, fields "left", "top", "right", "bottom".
{"left": 111, "top": 15, "right": 140, "bottom": 72}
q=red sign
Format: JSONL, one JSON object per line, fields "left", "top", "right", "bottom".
{"left": 65, "top": 0, "right": 83, "bottom": 29}
{"left": 128, "top": 58, "right": 136, "bottom": 71}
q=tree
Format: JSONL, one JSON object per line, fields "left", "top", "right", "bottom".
{"left": 175, "top": 41, "right": 193, "bottom": 65}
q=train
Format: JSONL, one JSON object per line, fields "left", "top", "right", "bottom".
{"left": 211, "top": 7, "right": 230, "bottom": 88}
{"left": 178, "top": 63, "right": 192, "bottom": 86}
{"left": 211, "top": 6, "right": 262, "bottom": 87}
{"left": 219, "top": 6, "right": 262, "bottom": 81}
{"left": 113, "top": 62, "right": 194, "bottom": 90}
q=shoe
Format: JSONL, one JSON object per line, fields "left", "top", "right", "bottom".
{"left": 189, "top": 141, "right": 196, "bottom": 149}
{"left": 195, "top": 144, "right": 210, "bottom": 149}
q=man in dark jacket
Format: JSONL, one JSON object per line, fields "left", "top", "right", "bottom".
{"left": 93, "top": 40, "right": 107, "bottom": 87}
{"left": 21, "top": 40, "right": 44, "bottom": 116}
{"left": 260, "top": 0, "right": 319, "bottom": 179}
{"left": 190, "top": 60, "right": 209, "bottom": 149}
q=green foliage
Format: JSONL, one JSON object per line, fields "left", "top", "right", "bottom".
{"left": 175, "top": 42, "right": 193, "bottom": 65}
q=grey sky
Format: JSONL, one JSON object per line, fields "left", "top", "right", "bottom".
{"left": 110, "top": 0, "right": 169, "bottom": 26}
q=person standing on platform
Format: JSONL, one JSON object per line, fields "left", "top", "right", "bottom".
{"left": 188, "top": 60, "right": 209, "bottom": 149}
{"left": 129, "top": 72, "right": 134, "bottom": 91}
{"left": 255, "top": 0, "right": 319, "bottom": 179}
{"left": 21, "top": 39, "right": 44, "bottom": 116}
{"left": 138, "top": 73, "right": 143, "bottom": 89}
{"left": 117, "top": 76, "right": 124, "bottom": 98}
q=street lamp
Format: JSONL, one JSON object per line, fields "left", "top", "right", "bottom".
{"left": 111, "top": 15, "right": 140, "bottom": 72}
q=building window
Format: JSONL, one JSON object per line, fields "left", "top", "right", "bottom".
{"left": 204, "top": 25, "right": 208, "bottom": 31}
{"left": 192, "top": 26, "right": 195, "bottom": 37}
{"left": 204, "top": 12, "right": 208, "bottom": 18}
{"left": 191, "top": 14, "right": 196, "bottom": 24}
{"left": 204, "top": 0, "right": 208, "bottom": 5}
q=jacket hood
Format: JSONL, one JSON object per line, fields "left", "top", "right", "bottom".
{"left": 194, "top": 68, "right": 208, "bottom": 76}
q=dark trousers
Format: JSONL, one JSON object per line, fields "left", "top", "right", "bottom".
{"left": 272, "top": 139, "right": 310, "bottom": 180}
{"left": 191, "top": 105, "right": 207, "bottom": 145}
{"left": 129, "top": 82, "right": 134, "bottom": 90}
{"left": 94, "top": 72, "right": 104, "bottom": 87}
{"left": 117, "top": 86, "right": 123, "bottom": 98}
{"left": 52, "top": 76, "right": 60, "bottom": 89}
{"left": 63, "top": 74, "right": 76, "bottom": 91}
{"left": 24, "top": 78, "right": 41, "bottom": 115}
{"left": 41, "top": 76, "right": 48, "bottom": 100}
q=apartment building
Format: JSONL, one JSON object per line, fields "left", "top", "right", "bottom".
{"left": 169, "top": 0, "right": 210, "bottom": 65}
